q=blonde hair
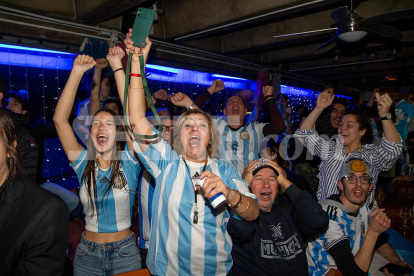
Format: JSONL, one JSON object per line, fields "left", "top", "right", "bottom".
{"left": 173, "top": 109, "right": 220, "bottom": 158}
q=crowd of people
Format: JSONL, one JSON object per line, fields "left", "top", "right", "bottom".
{"left": 0, "top": 29, "right": 413, "bottom": 276}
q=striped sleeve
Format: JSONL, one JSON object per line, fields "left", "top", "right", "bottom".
{"left": 133, "top": 128, "right": 179, "bottom": 179}
{"left": 320, "top": 206, "right": 349, "bottom": 251}
{"left": 70, "top": 147, "right": 88, "bottom": 185}
{"left": 371, "top": 136, "right": 403, "bottom": 171}
{"left": 294, "top": 127, "right": 335, "bottom": 159}
{"left": 218, "top": 161, "right": 257, "bottom": 220}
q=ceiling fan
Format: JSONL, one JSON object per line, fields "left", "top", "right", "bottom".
{"left": 273, "top": 0, "right": 414, "bottom": 51}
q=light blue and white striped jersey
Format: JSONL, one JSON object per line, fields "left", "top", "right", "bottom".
{"left": 138, "top": 168, "right": 156, "bottom": 249}
{"left": 71, "top": 145, "right": 140, "bottom": 233}
{"left": 294, "top": 127, "right": 402, "bottom": 204}
{"left": 133, "top": 137, "right": 256, "bottom": 276}
{"left": 214, "top": 117, "right": 267, "bottom": 175}
{"left": 306, "top": 197, "right": 370, "bottom": 276}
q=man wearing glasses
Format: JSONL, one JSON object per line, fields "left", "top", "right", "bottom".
{"left": 307, "top": 159, "right": 412, "bottom": 276}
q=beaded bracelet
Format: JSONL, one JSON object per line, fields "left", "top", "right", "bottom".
{"left": 227, "top": 192, "right": 243, "bottom": 209}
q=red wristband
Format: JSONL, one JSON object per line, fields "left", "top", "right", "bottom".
{"left": 129, "top": 73, "right": 141, "bottom": 77}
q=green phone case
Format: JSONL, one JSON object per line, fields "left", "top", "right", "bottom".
{"left": 131, "top": 8, "right": 156, "bottom": 47}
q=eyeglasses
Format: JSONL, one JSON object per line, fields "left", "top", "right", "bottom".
{"left": 159, "top": 125, "right": 174, "bottom": 132}
{"left": 344, "top": 174, "right": 372, "bottom": 185}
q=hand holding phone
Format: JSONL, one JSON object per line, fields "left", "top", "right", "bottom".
{"left": 379, "top": 263, "right": 412, "bottom": 276}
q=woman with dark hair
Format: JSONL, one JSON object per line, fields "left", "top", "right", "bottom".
{"left": 53, "top": 55, "right": 142, "bottom": 275}
{"left": 0, "top": 108, "right": 69, "bottom": 275}
{"left": 125, "top": 35, "right": 259, "bottom": 276}
{"left": 294, "top": 89, "right": 402, "bottom": 205}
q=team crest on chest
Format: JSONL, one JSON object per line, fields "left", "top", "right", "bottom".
{"left": 113, "top": 171, "right": 127, "bottom": 189}
{"left": 240, "top": 131, "right": 250, "bottom": 140}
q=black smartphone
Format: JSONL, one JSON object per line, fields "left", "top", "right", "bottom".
{"left": 130, "top": 8, "right": 156, "bottom": 48}
{"left": 379, "top": 263, "right": 412, "bottom": 276}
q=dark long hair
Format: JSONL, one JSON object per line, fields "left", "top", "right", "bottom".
{"left": 345, "top": 110, "right": 373, "bottom": 144}
{"left": 81, "top": 108, "right": 126, "bottom": 217}
{"left": 0, "top": 108, "right": 22, "bottom": 182}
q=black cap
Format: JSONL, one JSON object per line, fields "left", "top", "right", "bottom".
{"left": 252, "top": 158, "right": 279, "bottom": 177}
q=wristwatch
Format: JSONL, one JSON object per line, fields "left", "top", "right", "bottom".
{"left": 379, "top": 113, "right": 392, "bottom": 120}
{"left": 188, "top": 102, "right": 196, "bottom": 110}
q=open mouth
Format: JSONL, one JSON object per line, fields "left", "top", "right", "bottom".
{"left": 353, "top": 189, "right": 363, "bottom": 198}
{"left": 189, "top": 135, "right": 200, "bottom": 147}
{"left": 97, "top": 134, "right": 108, "bottom": 146}
{"left": 232, "top": 107, "right": 240, "bottom": 113}
{"left": 260, "top": 192, "right": 272, "bottom": 200}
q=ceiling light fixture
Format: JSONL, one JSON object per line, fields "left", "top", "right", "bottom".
{"left": 337, "top": 11, "right": 368, "bottom": 42}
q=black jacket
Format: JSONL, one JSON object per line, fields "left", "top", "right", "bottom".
{"left": 0, "top": 176, "right": 69, "bottom": 275}
{"left": 227, "top": 184, "right": 329, "bottom": 276}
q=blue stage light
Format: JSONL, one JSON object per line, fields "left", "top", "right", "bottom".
{"left": 212, "top": 74, "right": 247, "bottom": 80}
{"left": 0, "top": 43, "right": 75, "bottom": 55}
{"left": 146, "top": 64, "right": 179, "bottom": 73}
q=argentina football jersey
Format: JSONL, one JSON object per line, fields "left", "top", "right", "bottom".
{"left": 71, "top": 144, "right": 140, "bottom": 233}
{"left": 133, "top": 135, "right": 256, "bottom": 276}
{"left": 214, "top": 117, "right": 266, "bottom": 175}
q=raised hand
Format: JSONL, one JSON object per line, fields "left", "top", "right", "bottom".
{"left": 153, "top": 89, "right": 168, "bottom": 100}
{"left": 130, "top": 35, "right": 152, "bottom": 73}
{"left": 72, "top": 55, "right": 96, "bottom": 73}
{"left": 262, "top": 86, "right": 274, "bottom": 97}
{"left": 265, "top": 159, "right": 289, "bottom": 184}
{"left": 376, "top": 92, "right": 392, "bottom": 117}
{"left": 107, "top": 46, "right": 125, "bottom": 63}
{"left": 316, "top": 88, "right": 335, "bottom": 110}
{"left": 368, "top": 209, "right": 391, "bottom": 235}
{"left": 95, "top": 58, "right": 108, "bottom": 70}
{"left": 242, "top": 160, "right": 261, "bottom": 186}
{"left": 169, "top": 92, "right": 193, "bottom": 108}
{"left": 207, "top": 79, "right": 225, "bottom": 94}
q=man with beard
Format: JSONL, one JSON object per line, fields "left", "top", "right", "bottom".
{"left": 307, "top": 159, "right": 412, "bottom": 276}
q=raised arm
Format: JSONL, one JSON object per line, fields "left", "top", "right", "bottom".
{"left": 193, "top": 79, "right": 225, "bottom": 108}
{"left": 366, "top": 88, "right": 379, "bottom": 107}
{"left": 53, "top": 55, "right": 95, "bottom": 163}
{"left": 106, "top": 46, "right": 137, "bottom": 156}
{"left": 299, "top": 88, "right": 335, "bottom": 131}
{"left": 126, "top": 37, "right": 154, "bottom": 152}
{"left": 262, "top": 85, "right": 286, "bottom": 135}
{"left": 377, "top": 92, "right": 401, "bottom": 143}
{"left": 89, "top": 58, "right": 108, "bottom": 119}
{"left": 169, "top": 92, "right": 198, "bottom": 110}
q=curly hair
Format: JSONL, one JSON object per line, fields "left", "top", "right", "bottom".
{"left": 173, "top": 109, "right": 220, "bottom": 158}
{"left": 344, "top": 110, "right": 374, "bottom": 144}
{"left": 0, "top": 108, "right": 22, "bottom": 181}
